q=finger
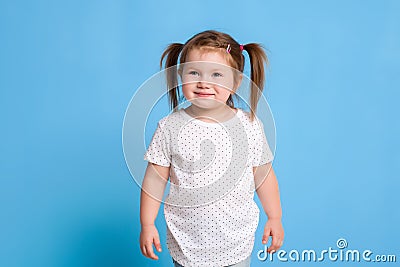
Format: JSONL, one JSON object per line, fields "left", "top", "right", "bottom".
{"left": 154, "top": 236, "right": 162, "bottom": 252}
{"left": 262, "top": 227, "right": 271, "bottom": 244}
{"left": 145, "top": 242, "right": 159, "bottom": 260}
{"left": 141, "top": 244, "right": 147, "bottom": 257}
{"left": 267, "top": 243, "right": 279, "bottom": 253}
{"left": 140, "top": 238, "right": 150, "bottom": 257}
{"left": 267, "top": 236, "right": 281, "bottom": 253}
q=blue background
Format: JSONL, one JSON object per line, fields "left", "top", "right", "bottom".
{"left": 1, "top": 0, "right": 399, "bottom": 266}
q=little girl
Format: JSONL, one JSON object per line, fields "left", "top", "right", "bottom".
{"left": 139, "top": 30, "right": 284, "bottom": 267}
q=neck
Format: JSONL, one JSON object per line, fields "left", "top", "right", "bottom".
{"left": 185, "top": 105, "right": 236, "bottom": 123}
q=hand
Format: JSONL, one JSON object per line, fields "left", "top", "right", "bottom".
{"left": 262, "top": 218, "right": 284, "bottom": 253}
{"left": 140, "top": 224, "right": 162, "bottom": 260}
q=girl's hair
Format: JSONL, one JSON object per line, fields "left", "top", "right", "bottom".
{"left": 160, "top": 30, "right": 269, "bottom": 121}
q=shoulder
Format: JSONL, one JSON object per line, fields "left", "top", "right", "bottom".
{"left": 238, "top": 109, "right": 263, "bottom": 129}
{"left": 155, "top": 109, "right": 187, "bottom": 135}
{"left": 157, "top": 109, "right": 182, "bottom": 127}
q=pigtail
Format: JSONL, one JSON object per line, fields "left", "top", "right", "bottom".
{"left": 242, "top": 43, "right": 269, "bottom": 121}
{"left": 160, "top": 43, "right": 184, "bottom": 111}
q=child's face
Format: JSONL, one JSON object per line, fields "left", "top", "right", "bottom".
{"left": 180, "top": 48, "right": 238, "bottom": 110}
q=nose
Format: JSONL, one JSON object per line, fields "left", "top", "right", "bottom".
{"left": 197, "top": 80, "right": 211, "bottom": 89}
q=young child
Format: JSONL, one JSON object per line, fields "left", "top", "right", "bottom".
{"left": 139, "top": 30, "right": 284, "bottom": 267}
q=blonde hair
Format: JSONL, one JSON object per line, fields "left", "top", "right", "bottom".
{"left": 160, "top": 30, "right": 269, "bottom": 121}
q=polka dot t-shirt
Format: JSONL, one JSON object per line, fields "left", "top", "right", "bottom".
{"left": 144, "top": 108, "right": 274, "bottom": 267}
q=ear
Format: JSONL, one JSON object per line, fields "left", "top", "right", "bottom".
{"left": 177, "top": 66, "right": 183, "bottom": 78}
{"left": 231, "top": 73, "right": 243, "bottom": 94}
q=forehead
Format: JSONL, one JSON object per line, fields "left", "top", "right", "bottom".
{"left": 186, "top": 48, "right": 230, "bottom": 66}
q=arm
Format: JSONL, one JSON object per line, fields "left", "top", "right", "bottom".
{"left": 140, "top": 162, "right": 170, "bottom": 260}
{"left": 254, "top": 163, "right": 284, "bottom": 253}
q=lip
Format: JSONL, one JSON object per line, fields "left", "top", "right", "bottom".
{"left": 194, "top": 92, "right": 215, "bottom": 97}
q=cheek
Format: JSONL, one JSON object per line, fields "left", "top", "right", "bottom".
{"left": 215, "top": 77, "right": 235, "bottom": 96}
{"left": 181, "top": 84, "right": 192, "bottom": 98}
{"left": 215, "top": 86, "right": 232, "bottom": 99}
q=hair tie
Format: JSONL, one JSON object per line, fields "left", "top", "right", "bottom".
{"left": 226, "top": 43, "right": 244, "bottom": 53}
{"left": 226, "top": 44, "right": 231, "bottom": 53}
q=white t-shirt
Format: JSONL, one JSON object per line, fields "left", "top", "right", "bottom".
{"left": 144, "top": 108, "right": 274, "bottom": 267}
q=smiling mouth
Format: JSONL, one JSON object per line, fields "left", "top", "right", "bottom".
{"left": 194, "top": 92, "right": 215, "bottom": 97}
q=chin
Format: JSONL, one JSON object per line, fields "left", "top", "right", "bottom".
{"left": 190, "top": 99, "right": 225, "bottom": 109}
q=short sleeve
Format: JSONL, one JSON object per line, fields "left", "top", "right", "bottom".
{"left": 252, "top": 120, "right": 274, "bottom": 166}
{"left": 143, "top": 121, "right": 171, "bottom": 167}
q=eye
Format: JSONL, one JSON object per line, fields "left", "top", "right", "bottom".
{"left": 212, "top": 72, "right": 223, "bottom": 77}
{"left": 188, "top": 70, "right": 199, "bottom": 76}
